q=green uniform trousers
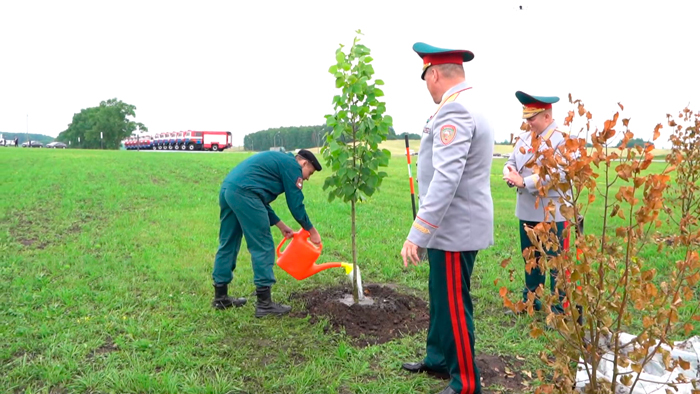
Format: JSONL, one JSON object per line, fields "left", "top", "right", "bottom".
{"left": 212, "top": 187, "right": 276, "bottom": 287}
{"left": 519, "top": 220, "right": 568, "bottom": 312}
{"left": 423, "top": 249, "right": 481, "bottom": 394}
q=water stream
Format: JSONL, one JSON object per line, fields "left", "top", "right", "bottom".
{"left": 339, "top": 264, "right": 373, "bottom": 306}
{"left": 352, "top": 265, "right": 364, "bottom": 300}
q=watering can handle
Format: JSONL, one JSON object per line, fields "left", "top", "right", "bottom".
{"left": 302, "top": 229, "right": 323, "bottom": 252}
{"left": 276, "top": 236, "right": 290, "bottom": 258}
{"left": 276, "top": 230, "right": 322, "bottom": 257}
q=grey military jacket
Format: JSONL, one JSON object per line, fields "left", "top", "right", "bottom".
{"left": 503, "top": 121, "right": 570, "bottom": 222}
{"left": 407, "top": 82, "right": 495, "bottom": 252}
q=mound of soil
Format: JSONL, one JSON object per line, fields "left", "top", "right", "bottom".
{"left": 291, "top": 283, "right": 429, "bottom": 347}
{"left": 291, "top": 284, "right": 529, "bottom": 393}
{"left": 477, "top": 354, "right": 529, "bottom": 393}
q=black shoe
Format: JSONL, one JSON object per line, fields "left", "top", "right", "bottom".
{"left": 402, "top": 361, "right": 431, "bottom": 373}
{"left": 255, "top": 286, "right": 291, "bottom": 318}
{"left": 435, "top": 386, "right": 457, "bottom": 394}
{"left": 212, "top": 284, "right": 247, "bottom": 310}
{"left": 401, "top": 362, "right": 449, "bottom": 379}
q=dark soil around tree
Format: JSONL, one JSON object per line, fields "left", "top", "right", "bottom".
{"left": 291, "top": 284, "right": 528, "bottom": 393}
{"left": 290, "top": 283, "right": 429, "bottom": 347}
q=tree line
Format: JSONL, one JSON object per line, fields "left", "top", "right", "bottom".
{"left": 56, "top": 99, "right": 147, "bottom": 149}
{"left": 0, "top": 133, "right": 53, "bottom": 144}
{"left": 243, "top": 125, "right": 420, "bottom": 151}
{"left": 495, "top": 136, "right": 651, "bottom": 148}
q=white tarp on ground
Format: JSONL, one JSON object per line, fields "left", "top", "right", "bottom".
{"left": 575, "top": 333, "right": 700, "bottom": 393}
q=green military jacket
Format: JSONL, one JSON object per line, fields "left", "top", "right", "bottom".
{"left": 222, "top": 151, "right": 313, "bottom": 230}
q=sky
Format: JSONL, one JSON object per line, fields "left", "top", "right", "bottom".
{"left": 1, "top": 0, "right": 698, "bottom": 148}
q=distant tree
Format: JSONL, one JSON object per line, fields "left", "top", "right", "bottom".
{"left": 0, "top": 132, "right": 53, "bottom": 144}
{"left": 243, "top": 124, "right": 332, "bottom": 151}
{"left": 242, "top": 124, "right": 420, "bottom": 151}
{"left": 404, "top": 133, "right": 422, "bottom": 140}
{"left": 620, "top": 137, "right": 652, "bottom": 149}
{"left": 56, "top": 99, "right": 147, "bottom": 149}
{"left": 386, "top": 127, "right": 420, "bottom": 140}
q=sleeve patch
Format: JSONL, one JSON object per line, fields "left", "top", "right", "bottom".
{"left": 412, "top": 222, "right": 431, "bottom": 234}
{"left": 439, "top": 124, "right": 457, "bottom": 145}
{"left": 296, "top": 177, "right": 303, "bottom": 189}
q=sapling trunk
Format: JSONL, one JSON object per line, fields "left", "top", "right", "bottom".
{"left": 351, "top": 122, "right": 358, "bottom": 304}
{"left": 351, "top": 198, "right": 358, "bottom": 304}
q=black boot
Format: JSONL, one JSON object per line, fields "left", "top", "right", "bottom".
{"left": 212, "top": 284, "right": 247, "bottom": 310}
{"left": 255, "top": 286, "right": 291, "bottom": 318}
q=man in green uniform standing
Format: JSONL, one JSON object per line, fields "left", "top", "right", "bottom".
{"left": 502, "top": 91, "right": 571, "bottom": 315}
{"left": 401, "top": 42, "right": 495, "bottom": 394}
{"left": 211, "top": 149, "right": 322, "bottom": 318}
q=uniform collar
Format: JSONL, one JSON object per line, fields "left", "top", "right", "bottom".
{"left": 538, "top": 120, "right": 558, "bottom": 137}
{"left": 440, "top": 81, "right": 469, "bottom": 103}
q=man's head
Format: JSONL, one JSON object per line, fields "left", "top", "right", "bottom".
{"left": 516, "top": 91, "right": 559, "bottom": 134}
{"left": 526, "top": 109, "right": 553, "bottom": 134}
{"left": 423, "top": 64, "right": 466, "bottom": 104}
{"left": 295, "top": 149, "right": 322, "bottom": 180}
{"left": 413, "top": 42, "right": 474, "bottom": 104}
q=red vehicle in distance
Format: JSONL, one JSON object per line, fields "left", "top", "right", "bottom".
{"left": 183, "top": 131, "right": 232, "bottom": 152}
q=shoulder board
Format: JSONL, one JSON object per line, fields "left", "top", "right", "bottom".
{"left": 432, "top": 87, "right": 472, "bottom": 117}
{"left": 543, "top": 128, "right": 560, "bottom": 141}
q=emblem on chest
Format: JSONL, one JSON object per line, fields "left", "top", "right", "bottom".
{"left": 423, "top": 116, "right": 433, "bottom": 134}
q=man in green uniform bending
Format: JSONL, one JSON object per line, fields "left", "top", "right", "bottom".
{"left": 211, "top": 149, "right": 322, "bottom": 317}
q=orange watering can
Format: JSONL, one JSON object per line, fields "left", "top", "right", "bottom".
{"left": 276, "top": 229, "right": 351, "bottom": 280}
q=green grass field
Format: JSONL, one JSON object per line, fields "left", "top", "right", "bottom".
{"left": 1, "top": 148, "right": 695, "bottom": 394}
{"left": 375, "top": 139, "right": 672, "bottom": 158}
{"left": 374, "top": 140, "right": 515, "bottom": 156}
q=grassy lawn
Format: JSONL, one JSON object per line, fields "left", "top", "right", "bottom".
{"left": 375, "top": 139, "right": 672, "bottom": 158}
{"left": 1, "top": 148, "right": 696, "bottom": 394}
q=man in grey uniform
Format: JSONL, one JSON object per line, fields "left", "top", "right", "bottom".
{"left": 502, "top": 91, "right": 571, "bottom": 315}
{"left": 400, "top": 42, "right": 494, "bottom": 394}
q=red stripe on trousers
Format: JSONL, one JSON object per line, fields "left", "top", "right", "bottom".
{"left": 446, "top": 252, "right": 473, "bottom": 394}
{"left": 452, "top": 252, "right": 476, "bottom": 394}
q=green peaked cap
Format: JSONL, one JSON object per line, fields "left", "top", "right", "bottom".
{"left": 412, "top": 42, "right": 474, "bottom": 79}
{"left": 515, "top": 91, "right": 560, "bottom": 106}
{"left": 412, "top": 42, "right": 475, "bottom": 61}
{"left": 516, "top": 91, "right": 560, "bottom": 119}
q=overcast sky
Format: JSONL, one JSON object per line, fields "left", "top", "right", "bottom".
{"left": 1, "top": 0, "right": 698, "bottom": 148}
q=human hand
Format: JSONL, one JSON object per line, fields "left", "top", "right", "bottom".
{"left": 401, "top": 240, "right": 420, "bottom": 267}
{"left": 502, "top": 166, "right": 524, "bottom": 188}
{"left": 276, "top": 221, "right": 294, "bottom": 239}
{"left": 308, "top": 227, "right": 322, "bottom": 246}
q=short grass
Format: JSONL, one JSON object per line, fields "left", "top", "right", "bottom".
{"left": 376, "top": 140, "right": 515, "bottom": 156}
{"left": 379, "top": 140, "right": 671, "bottom": 158}
{"left": 1, "top": 148, "right": 696, "bottom": 394}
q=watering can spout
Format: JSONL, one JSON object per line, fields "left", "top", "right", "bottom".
{"left": 276, "top": 229, "right": 347, "bottom": 280}
{"left": 309, "top": 262, "right": 343, "bottom": 275}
